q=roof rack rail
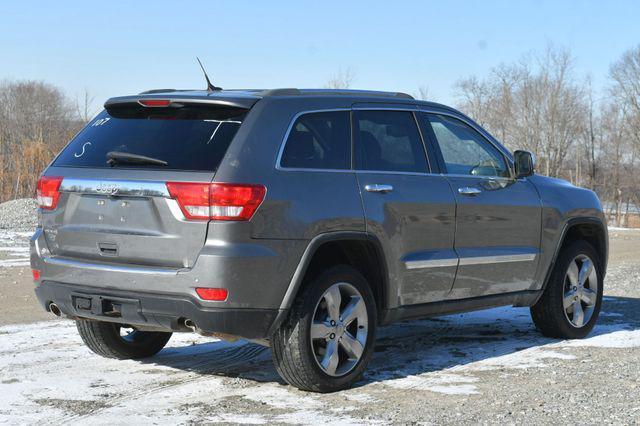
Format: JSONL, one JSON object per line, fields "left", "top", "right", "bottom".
{"left": 138, "top": 88, "right": 178, "bottom": 95}
{"left": 394, "top": 92, "right": 414, "bottom": 99}
{"left": 260, "top": 88, "right": 414, "bottom": 100}
{"left": 260, "top": 88, "right": 302, "bottom": 96}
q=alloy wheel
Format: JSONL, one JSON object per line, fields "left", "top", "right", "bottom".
{"left": 563, "top": 254, "right": 598, "bottom": 328}
{"left": 310, "top": 282, "right": 369, "bottom": 377}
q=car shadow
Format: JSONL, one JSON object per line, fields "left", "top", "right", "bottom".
{"left": 142, "top": 295, "right": 640, "bottom": 388}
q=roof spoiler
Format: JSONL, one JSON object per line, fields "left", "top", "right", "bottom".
{"left": 105, "top": 95, "right": 259, "bottom": 111}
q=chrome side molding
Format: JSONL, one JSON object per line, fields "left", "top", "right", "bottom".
{"left": 405, "top": 257, "right": 459, "bottom": 269}
{"left": 405, "top": 251, "right": 537, "bottom": 270}
{"left": 458, "top": 253, "right": 536, "bottom": 266}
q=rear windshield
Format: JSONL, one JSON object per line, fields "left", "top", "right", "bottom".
{"left": 53, "top": 104, "right": 245, "bottom": 171}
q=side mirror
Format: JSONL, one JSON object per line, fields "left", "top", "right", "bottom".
{"left": 514, "top": 150, "right": 535, "bottom": 178}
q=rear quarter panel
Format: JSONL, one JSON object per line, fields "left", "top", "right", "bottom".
{"left": 213, "top": 97, "right": 366, "bottom": 240}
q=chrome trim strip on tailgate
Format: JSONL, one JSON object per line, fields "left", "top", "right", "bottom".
{"left": 60, "top": 178, "right": 170, "bottom": 198}
{"left": 43, "top": 256, "right": 179, "bottom": 275}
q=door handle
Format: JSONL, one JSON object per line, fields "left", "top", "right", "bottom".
{"left": 364, "top": 184, "right": 394, "bottom": 193}
{"left": 458, "top": 186, "right": 482, "bottom": 196}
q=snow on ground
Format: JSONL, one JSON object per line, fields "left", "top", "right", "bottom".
{"left": 1, "top": 303, "right": 637, "bottom": 424}
{"left": 608, "top": 226, "right": 640, "bottom": 232}
{"left": 0, "top": 230, "right": 31, "bottom": 268}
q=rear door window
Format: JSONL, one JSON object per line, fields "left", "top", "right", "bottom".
{"left": 354, "top": 110, "right": 429, "bottom": 173}
{"left": 280, "top": 111, "right": 351, "bottom": 170}
{"left": 53, "top": 105, "right": 245, "bottom": 171}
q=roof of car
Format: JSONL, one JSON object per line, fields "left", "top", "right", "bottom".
{"left": 136, "top": 88, "right": 415, "bottom": 99}
{"left": 105, "top": 88, "right": 456, "bottom": 113}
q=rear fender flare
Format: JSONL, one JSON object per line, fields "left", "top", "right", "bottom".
{"left": 268, "top": 231, "right": 388, "bottom": 335}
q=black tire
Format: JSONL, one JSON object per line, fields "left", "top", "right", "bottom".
{"left": 76, "top": 319, "right": 172, "bottom": 359}
{"left": 271, "top": 265, "right": 377, "bottom": 393}
{"left": 530, "top": 240, "right": 603, "bottom": 339}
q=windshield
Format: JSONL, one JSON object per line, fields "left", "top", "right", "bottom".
{"left": 53, "top": 107, "right": 244, "bottom": 171}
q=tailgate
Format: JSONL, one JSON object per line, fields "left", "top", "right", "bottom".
{"left": 44, "top": 176, "right": 210, "bottom": 269}
{"left": 40, "top": 97, "right": 250, "bottom": 269}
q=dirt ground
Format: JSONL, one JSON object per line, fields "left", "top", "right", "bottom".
{"left": 1, "top": 229, "right": 639, "bottom": 424}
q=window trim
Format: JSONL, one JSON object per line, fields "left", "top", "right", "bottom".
{"left": 276, "top": 108, "right": 353, "bottom": 173}
{"left": 275, "top": 106, "right": 513, "bottom": 179}
{"left": 418, "top": 109, "right": 515, "bottom": 180}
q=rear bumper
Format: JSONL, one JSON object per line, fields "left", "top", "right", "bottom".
{"left": 35, "top": 281, "right": 278, "bottom": 339}
{"left": 30, "top": 226, "right": 308, "bottom": 311}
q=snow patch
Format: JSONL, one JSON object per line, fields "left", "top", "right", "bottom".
{"left": 562, "top": 328, "right": 640, "bottom": 349}
{"left": 608, "top": 226, "right": 640, "bottom": 232}
{"left": 386, "top": 373, "right": 479, "bottom": 395}
{"left": 0, "top": 230, "right": 31, "bottom": 269}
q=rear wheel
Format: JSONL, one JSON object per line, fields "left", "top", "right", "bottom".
{"left": 76, "top": 319, "right": 172, "bottom": 359}
{"left": 271, "top": 265, "right": 377, "bottom": 392}
{"left": 530, "top": 240, "right": 603, "bottom": 339}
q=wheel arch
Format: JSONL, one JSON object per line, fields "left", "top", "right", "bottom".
{"left": 534, "top": 217, "right": 608, "bottom": 305}
{"left": 269, "top": 232, "right": 389, "bottom": 335}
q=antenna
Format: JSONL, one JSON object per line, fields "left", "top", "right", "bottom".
{"left": 196, "top": 57, "right": 222, "bottom": 91}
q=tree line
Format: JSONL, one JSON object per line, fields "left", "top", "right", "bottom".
{"left": 453, "top": 45, "right": 640, "bottom": 226}
{"left": 0, "top": 81, "right": 86, "bottom": 201}
{"left": 1, "top": 46, "right": 639, "bottom": 225}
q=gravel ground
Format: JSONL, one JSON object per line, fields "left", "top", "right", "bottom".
{"left": 0, "top": 201, "right": 639, "bottom": 424}
{"left": 0, "top": 198, "right": 37, "bottom": 231}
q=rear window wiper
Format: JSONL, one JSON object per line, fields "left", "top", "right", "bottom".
{"left": 106, "top": 151, "right": 168, "bottom": 167}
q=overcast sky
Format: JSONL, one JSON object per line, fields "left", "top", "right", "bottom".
{"left": 1, "top": 0, "right": 639, "bottom": 111}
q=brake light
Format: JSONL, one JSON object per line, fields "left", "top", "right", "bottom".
{"left": 166, "top": 182, "right": 266, "bottom": 221}
{"left": 138, "top": 99, "right": 171, "bottom": 107}
{"left": 32, "top": 269, "right": 41, "bottom": 282}
{"left": 195, "top": 287, "right": 228, "bottom": 301}
{"left": 36, "top": 176, "right": 63, "bottom": 210}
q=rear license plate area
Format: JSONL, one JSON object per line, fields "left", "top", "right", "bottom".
{"left": 71, "top": 293, "right": 142, "bottom": 321}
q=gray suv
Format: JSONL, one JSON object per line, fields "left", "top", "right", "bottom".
{"left": 31, "top": 88, "right": 608, "bottom": 392}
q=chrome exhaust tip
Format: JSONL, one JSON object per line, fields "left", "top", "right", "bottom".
{"left": 184, "top": 318, "right": 196, "bottom": 331}
{"left": 49, "top": 303, "right": 61, "bottom": 317}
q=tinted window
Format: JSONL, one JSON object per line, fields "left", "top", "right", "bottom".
{"left": 426, "top": 114, "right": 510, "bottom": 178}
{"left": 54, "top": 108, "right": 243, "bottom": 171}
{"left": 355, "top": 110, "right": 428, "bottom": 173}
{"left": 280, "top": 111, "right": 350, "bottom": 169}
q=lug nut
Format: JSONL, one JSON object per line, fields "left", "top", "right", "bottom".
{"left": 329, "top": 333, "right": 336, "bottom": 339}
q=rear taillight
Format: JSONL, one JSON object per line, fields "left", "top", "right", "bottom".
{"left": 166, "top": 182, "right": 266, "bottom": 221}
{"left": 32, "top": 269, "right": 41, "bottom": 282}
{"left": 36, "top": 176, "right": 63, "bottom": 210}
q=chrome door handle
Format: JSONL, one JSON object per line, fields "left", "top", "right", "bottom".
{"left": 458, "top": 186, "right": 481, "bottom": 196}
{"left": 364, "top": 184, "right": 394, "bottom": 193}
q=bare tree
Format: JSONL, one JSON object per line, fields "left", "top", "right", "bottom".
{"left": 610, "top": 44, "right": 640, "bottom": 221}
{"left": 76, "top": 88, "right": 96, "bottom": 124}
{"left": 325, "top": 69, "right": 355, "bottom": 89}
{"left": 415, "top": 86, "right": 431, "bottom": 101}
{"left": 0, "top": 80, "right": 82, "bottom": 201}
{"left": 454, "top": 45, "right": 587, "bottom": 179}
{"left": 453, "top": 44, "right": 640, "bottom": 226}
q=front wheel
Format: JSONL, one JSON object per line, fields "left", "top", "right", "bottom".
{"left": 530, "top": 240, "right": 603, "bottom": 339}
{"left": 271, "top": 265, "right": 377, "bottom": 392}
{"left": 76, "top": 319, "right": 172, "bottom": 359}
